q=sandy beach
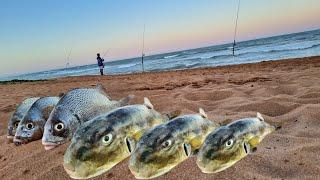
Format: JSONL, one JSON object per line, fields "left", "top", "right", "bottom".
{"left": 0, "top": 56, "right": 319, "bottom": 180}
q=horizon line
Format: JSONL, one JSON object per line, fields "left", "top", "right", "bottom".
{"left": 1, "top": 28, "right": 319, "bottom": 79}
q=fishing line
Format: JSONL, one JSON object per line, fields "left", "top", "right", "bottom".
{"left": 232, "top": 0, "right": 241, "bottom": 56}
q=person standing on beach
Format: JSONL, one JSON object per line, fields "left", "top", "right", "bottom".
{"left": 96, "top": 53, "right": 105, "bottom": 75}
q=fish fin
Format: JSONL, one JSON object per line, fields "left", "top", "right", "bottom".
{"left": 132, "top": 130, "right": 145, "bottom": 142}
{"left": 150, "top": 118, "right": 165, "bottom": 126}
{"left": 189, "top": 136, "right": 204, "bottom": 151}
{"left": 126, "top": 130, "right": 145, "bottom": 153}
{"left": 164, "top": 110, "right": 181, "bottom": 120}
{"left": 144, "top": 97, "right": 154, "bottom": 109}
{"left": 257, "top": 112, "right": 265, "bottom": 121}
{"left": 248, "top": 136, "right": 261, "bottom": 148}
{"left": 119, "top": 95, "right": 135, "bottom": 106}
{"left": 199, "top": 108, "right": 208, "bottom": 119}
{"left": 219, "top": 118, "right": 233, "bottom": 126}
{"left": 96, "top": 84, "right": 111, "bottom": 99}
{"left": 42, "top": 106, "right": 55, "bottom": 120}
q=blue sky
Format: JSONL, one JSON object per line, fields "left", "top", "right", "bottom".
{"left": 0, "top": 0, "right": 319, "bottom": 76}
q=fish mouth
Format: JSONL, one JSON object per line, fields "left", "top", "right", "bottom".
{"left": 13, "top": 136, "right": 30, "bottom": 146}
{"left": 199, "top": 163, "right": 234, "bottom": 174}
{"left": 42, "top": 141, "right": 65, "bottom": 150}
{"left": 63, "top": 164, "right": 83, "bottom": 179}
{"left": 131, "top": 165, "right": 175, "bottom": 179}
{"left": 64, "top": 162, "right": 114, "bottom": 179}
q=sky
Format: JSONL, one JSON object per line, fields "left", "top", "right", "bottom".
{"left": 0, "top": 0, "right": 319, "bottom": 76}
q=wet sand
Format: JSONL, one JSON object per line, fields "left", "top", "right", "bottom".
{"left": 0, "top": 56, "right": 319, "bottom": 179}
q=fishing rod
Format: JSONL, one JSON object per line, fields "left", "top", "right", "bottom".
{"left": 101, "top": 48, "right": 110, "bottom": 59}
{"left": 232, "top": 0, "right": 241, "bottom": 56}
{"left": 141, "top": 24, "right": 146, "bottom": 72}
{"left": 65, "top": 47, "right": 72, "bottom": 69}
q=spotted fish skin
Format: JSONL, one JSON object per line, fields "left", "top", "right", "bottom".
{"left": 129, "top": 109, "right": 218, "bottom": 179}
{"left": 42, "top": 85, "right": 133, "bottom": 150}
{"left": 63, "top": 98, "right": 170, "bottom": 179}
{"left": 196, "top": 113, "right": 275, "bottom": 174}
{"left": 7, "top": 97, "right": 40, "bottom": 141}
{"left": 14, "top": 96, "right": 60, "bottom": 145}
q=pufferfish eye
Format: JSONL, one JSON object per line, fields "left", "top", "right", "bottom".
{"left": 26, "top": 122, "right": 34, "bottom": 130}
{"left": 102, "top": 134, "right": 113, "bottom": 145}
{"left": 161, "top": 139, "right": 172, "bottom": 149}
{"left": 225, "top": 139, "right": 234, "bottom": 148}
{"left": 54, "top": 122, "right": 64, "bottom": 132}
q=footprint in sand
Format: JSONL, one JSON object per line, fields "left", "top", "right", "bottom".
{"left": 236, "top": 101, "right": 300, "bottom": 117}
{"left": 298, "top": 92, "right": 320, "bottom": 99}
{"left": 183, "top": 90, "right": 233, "bottom": 102}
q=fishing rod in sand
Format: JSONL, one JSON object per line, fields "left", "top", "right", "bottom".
{"left": 141, "top": 24, "right": 146, "bottom": 72}
{"left": 232, "top": 0, "right": 241, "bottom": 56}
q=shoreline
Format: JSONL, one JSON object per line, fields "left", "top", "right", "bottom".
{"left": 1, "top": 55, "right": 319, "bottom": 83}
{"left": 0, "top": 56, "right": 319, "bottom": 179}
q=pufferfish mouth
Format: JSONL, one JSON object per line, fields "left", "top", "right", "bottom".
{"left": 63, "top": 163, "right": 76, "bottom": 175}
{"left": 64, "top": 162, "right": 109, "bottom": 180}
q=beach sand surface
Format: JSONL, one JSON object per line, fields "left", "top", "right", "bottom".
{"left": 0, "top": 56, "right": 319, "bottom": 179}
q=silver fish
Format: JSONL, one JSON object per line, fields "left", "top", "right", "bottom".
{"left": 63, "top": 97, "right": 179, "bottom": 179}
{"left": 129, "top": 108, "right": 219, "bottom": 179}
{"left": 7, "top": 97, "right": 40, "bottom": 142}
{"left": 13, "top": 96, "right": 60, "bottom": 145}
{"left": 42, "top": 84, "right": 133, "bottom": 150}
{"left": 196, "top": 113, "right": 275, "bottom": 173}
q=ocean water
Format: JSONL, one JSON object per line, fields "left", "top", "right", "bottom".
{"left": 1, "top": 29, "right": 320, "bottom": 81}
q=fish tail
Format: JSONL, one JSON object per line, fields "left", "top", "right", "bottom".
{"left": 164, "top": 110, "right": 181, "bottom": 120}
{"left": 119, "top": 95, "right": 135, "bottom": 106}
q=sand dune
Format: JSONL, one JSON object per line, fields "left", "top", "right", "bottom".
{"left": 0, "top": 56, "right": 319, "bottom": 179}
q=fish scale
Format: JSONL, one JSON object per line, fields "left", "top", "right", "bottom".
{"left": 14, "top": 98, "right": 40, "bottom": 120}
{"left": 42, "top": 85, "right": 134, "bottom": 151}
{"left": 14, "top": 96, "right": 60, "bottom": 145}
{"left": 7, "top": 97, "right": 40, "bottom": 140}
{"left": 196, "top": 113, "right": 275, "bottom": 174}
{"left": 129, "top": 111, "right": 219, "bottom": 179}
{"left": 63, "top": 98, "right": 173, "bottom": 179}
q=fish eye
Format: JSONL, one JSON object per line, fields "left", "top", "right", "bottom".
{"left": 54, "top": 122, "right": 64, "bottom": 132}
{"left": 14, "top": 121, "right": 20, "bottom": 128}
{"left": 102, "top": 134, "right": 113, "bottom": 145}
{"left": 26, "top": 122, "right": 34, "bottom": 130}
{"left": 161, "top": 139, "right": 172, "bottom": 149}
{"left": 225, "top": 139, "right": 234, "bottom": 148}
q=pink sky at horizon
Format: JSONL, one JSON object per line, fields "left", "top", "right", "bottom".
{"left": 0, "top": 0, "right": 319, "bottom": 76}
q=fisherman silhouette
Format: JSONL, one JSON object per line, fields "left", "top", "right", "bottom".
{"left": 96, "top": 53, "right": 105, "bottom": 75}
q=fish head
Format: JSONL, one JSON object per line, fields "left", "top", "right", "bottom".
{"left": 197, "top": 117, "right": 275, "bottom": 173}
{"left": 63, "top": 117, "right": 130, "bottom": 179}
{"left": 7, "top": 113, "right": 22, "bottom": 141}
{"left": 42, "top": 107, "right": 75, "bottom": 150}
{"left": 13, "top": 112, "right": 44, "bottom": 145}
{"left": 129, "top": 126, "right": 190, "bottom": 179}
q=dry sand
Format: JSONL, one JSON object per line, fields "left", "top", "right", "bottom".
{"left": 0, "top": 56, "right": 319, "bottom": 180}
